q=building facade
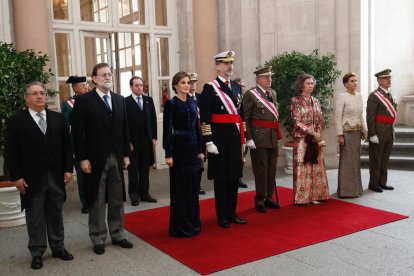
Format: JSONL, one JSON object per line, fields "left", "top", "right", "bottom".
{"left": 1, "top": 0, "right": 413, "bottom": 168}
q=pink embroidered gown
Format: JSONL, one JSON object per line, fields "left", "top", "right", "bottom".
{"left": 290, "top": 95, "right": 330, "bottom": 204}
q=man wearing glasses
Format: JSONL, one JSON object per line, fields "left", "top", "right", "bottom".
{"left": 61, "top": 76, "right": 90, "bottom": 214}
{"left": 71, "top": 63, "right": 133, "bottom": 255}
{"left": 5, "top": 82, "right": 74, "bottom": 269}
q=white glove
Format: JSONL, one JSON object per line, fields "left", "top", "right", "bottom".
{"left": 206, "top": 142, "right": 219, "bottom": 155}
{"left": 246, "top": 139, "right": 256, "bottom": 150}
{"left": 369, "top": 135, "right": 379, "bottom": 144}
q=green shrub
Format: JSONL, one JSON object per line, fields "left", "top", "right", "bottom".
{"left": 0, "top": 42, "right": 57, "bottom": 155}
{"left": 265, "top": 49, "right": 341, "bottom": 139}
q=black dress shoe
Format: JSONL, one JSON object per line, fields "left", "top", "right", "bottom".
{"left": 218, "top": 220, "right": 230, "bottom": 228}
{"left": 169, "top": 229, "right": 193, "bottom": 238}
{"left": 238, "top": 181, "right": 248, "bottom": 188}
{"left": 52, "top": 249, "right": 74, "bottom": 261}
{"left": 131, "top": 200, "right": 139, "bottom": 206}
{"left": 370, "top": 187, "right": 383, "bottom": 193}
{"left": 265, "top": 200, "right": 281, "bottom": 209}
{"left": 112, "top": 239, "right": 134, "bottom": 248}
{"left": 229, "top": 217, "right": 247, "bottom": 224}
{"left": 93, "top": 244, "right": 105, "bottom": 255}
{"left": 31, "top": 256, "right": 43, "bottom": 270}
{"left": 380, "top": 185, "right": 394, "bottom": 190}
{"left": 255, "top": 204, "right": 267, "bottom": 213}
{"left": 199, "top": 189, "right": 206, "bottom": 195}
{"left": 81, "top": 207, "right": 88, "bottom": 214}
{"left": 140, "top": 194, "right": 157, "bottom": 203}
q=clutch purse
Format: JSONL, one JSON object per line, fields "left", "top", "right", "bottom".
{"left": 304, "top": 134, "right": 318, "bottom": 164}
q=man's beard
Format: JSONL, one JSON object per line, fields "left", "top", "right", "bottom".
{"left": 225, "top": 71, "right": 233, "bottom": 77}
{"left": 103, "top": 81, "right": 113, "bottom": 90}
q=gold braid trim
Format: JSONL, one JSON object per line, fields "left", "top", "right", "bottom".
{"left": 201, "top": 123, "right": 212, "bottom": 136}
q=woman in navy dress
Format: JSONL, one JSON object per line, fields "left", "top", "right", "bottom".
{"left": 163, "top": 72, "right": 205, "bottom": 237}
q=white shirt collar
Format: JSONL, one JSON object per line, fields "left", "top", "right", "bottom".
{"left": 379, "top": 86, "right": 390, "bottom": 93}
{"left": 28, "top": 108, "right": 46, "bottom": 123}
{"left": 257, "top": 85, "right": 267, "bottom": 93}
{"left": 218, "top": 76, "right": 230, "bottom": 83}
{"left": 131, "top": 93, "right": 143, "bottom": 101}
{"left": 96, "top": 88, "right": 111, "bottom": 99}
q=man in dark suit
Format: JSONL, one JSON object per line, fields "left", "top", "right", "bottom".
{"left": 199, "top": 50, "right": 247, "bottom": 228}
{"left": 242, "top": 66, "right": 282, "bottom": 212}
{"left": 5, "top": 82, "right": 74, "bottom": 270}
{"left": 125, "top": 76, "right": 157, "bottom": 206}
{"left": 71, "top": 63, "right": 133, "bottom": 255}
{"left": 367, "top": 69, "right": 397, "bottom": 193}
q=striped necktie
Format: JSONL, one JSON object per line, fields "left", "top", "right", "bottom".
{"left": 36, "top": 112, "right": 46, "bottom": 134}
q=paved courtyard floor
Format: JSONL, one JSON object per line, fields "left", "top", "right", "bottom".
{"left": 1, "top": 160, "right": 413, "bottom": 275}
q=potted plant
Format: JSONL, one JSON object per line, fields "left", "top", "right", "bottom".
{"left": 0, "top": 42, "right": 57, "bottom": 227}
{"left": 265, "top": 49, "right": 341, "bottom": 173}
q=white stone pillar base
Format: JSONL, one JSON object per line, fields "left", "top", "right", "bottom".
{"left": 0, "top": 187, "right": 26, "bottom": 228}
{"left": 282, "top": 146, "right": 293, "bottom": 175}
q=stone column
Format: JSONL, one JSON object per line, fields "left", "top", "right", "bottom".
{"left": 177, "top": 0, "right": 195, "bottom": 72}
{"left": 193, "top": 0, "right": 218, "bottom": 84}
{"left": 12, "top": 0, "right": 51, "bottom": 53}
{"left": 0, "top": 0, "right": 13, "bottom": 43}
{"left": 12, "top": 0, "right": 59, "bottom": 111}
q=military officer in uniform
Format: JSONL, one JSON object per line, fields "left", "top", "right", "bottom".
{"left": 242, "top": 66, "right": 282, "bottom": 212}
{"left": 188, "top": 72, "right": 206, "bottom": 195}
{"left": 199, "top": 50, "right": 247, "bottom": 228}
{"left": 367, "top": 69, "right": 397, "bottom": 193}
{"left": 61, "top": 76, "right": 90, "bottom": 214}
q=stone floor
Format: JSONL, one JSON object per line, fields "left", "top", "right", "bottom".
{"left": 1, "top": 159, "right": 414, "bottom": 275}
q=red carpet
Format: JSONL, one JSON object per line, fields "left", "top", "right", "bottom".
{"left": 124, "top": 187, "right": 408, "bottom": 275}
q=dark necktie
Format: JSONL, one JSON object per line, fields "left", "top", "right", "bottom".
{"left": 265, "top": 90, "right": 272, "bottom": 101}
{"left": 103, "top": 95, "right": 111, "bottom": 110}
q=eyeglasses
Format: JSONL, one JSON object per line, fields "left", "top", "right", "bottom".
{"left": 25, "top": 91, "right": 47, "bottom": 96}
{"left": 97, "top": 73, "right": 112, "bottom": 78}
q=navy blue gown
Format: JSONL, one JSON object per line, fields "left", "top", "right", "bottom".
{"left": 163, "top": 96, "right": 204, "bottom": 237}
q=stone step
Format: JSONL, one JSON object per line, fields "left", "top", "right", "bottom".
{"left": 361, "top": 155, "right": 414, "bottom": 170}
{"left": 394, "top": 126, "right": 414, "bottom": 142}
{"left": 361, "top": 142, "right": 414, "bottom": 157}
{"left": 360, "top": 125, "right": 414, "bottom": 168}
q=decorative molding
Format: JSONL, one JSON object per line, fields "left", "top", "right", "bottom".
{"left": 0, "top": 201, "right": 21, "bottom": 209}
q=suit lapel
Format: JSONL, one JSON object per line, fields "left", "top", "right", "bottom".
{"left": 89, "top": 90, "right": 112, "bottom": 129}
{"left": 256, "top": 85, "right": 267, "bottom": 99}
{"left": 23, "top": 109, "right": 46, "bottom": 143}
{"left": 216, "top": 77, "right": 233, "bottom": 99}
